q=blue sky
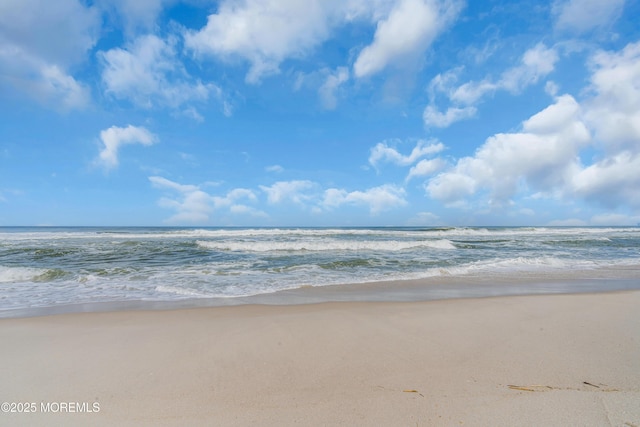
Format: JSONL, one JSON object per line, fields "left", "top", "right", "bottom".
{"left": 1, "top": 0, "right": 639, "bottom": 226}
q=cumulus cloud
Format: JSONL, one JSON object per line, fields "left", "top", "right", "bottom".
{"left": 184, "top": 0, "right": 338, "bottom": 83}
{"left": 10, "top": 60, "right": 91, "bottom": 110}
{"left": 369, "top": 139, "right": 445, "bottom": 168}
{"left": 318, "top": 67, "right": 349, "bottom": 110}
{"left": 0, "top": 0, "right": 99, "bottom": 109}
{"left": 498, "top": 43, "right": 559, "bottom": 93}
{"left": 423, "top": 105, "right": 477, "bottom": 128}
{"left": 293, "top": 65, "right": 351, "bottom": 109}
{"left": 265, "top": 165, "right": 284, "bottom": 173}
{"left": 584, "top": 41, "right": 640, "bottom": 155}
{"left": 212, "top": 188, "right": 266, "bottom": 218}
{"left": 425, "top": 43, "right": 559, "bottom": 128}
{"left": 425, "top": 41, "right": 640, "bottom": 215}
{"left": 426, "top": 94, "right": 590, "bottom": 204}
{"left": 407, "top": 211, "right": 441, "bottom": 225}
{"left": 256, "top": 178, "right": 410, "bottom": 216}
{"left": 260, "top": 180, "right": 317, "bottom": 205}
{"left": 184, "top": 0, "right": 461, "bottom": 84}
{"left": 570, "top": 41, "right": 640, "bottom": 209}
{"left": 553, "top": 0, "right": 626, "bottom": 33}
{"left": 353, "top": 0, "right": 463, "bottom": 78}
{"left": 96, "top": 0, "right": 176, "bottom": 34}
{"left": 97, "top": 125, "right": 158, "bottom": 169}
{"left": 150, "top": 176, "right": 264, "bottom": 223}
{"left": 0, "top": 0, "right": 99, "bottom": 66}
{"left": 150, "top": 176, "right": 214, "bottom": 223}
{"left": 322, "top": 185, "right": 407, "bottom": 214}
{"left": 451, "top": 43, "right": 559, "bottom": 104}
{"left": 406, "top": 158, "right": 446, "bottom": 182}
{"left": 99, "top": 34, "right": 220, "bottom": 116}
{"left": 571, "top": 152, "right": 640, "bottom": 209}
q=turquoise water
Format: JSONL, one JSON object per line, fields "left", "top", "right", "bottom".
{"left": 1, "top": 226, "right": 639, "bottom": 312}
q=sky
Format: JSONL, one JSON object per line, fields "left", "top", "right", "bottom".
{"left": 1, "top": 0, "right": 640, "bottom": 227}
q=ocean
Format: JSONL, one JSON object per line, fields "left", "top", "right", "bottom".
{"left": 1, "top": 226, "right": 639, "bottom": 315}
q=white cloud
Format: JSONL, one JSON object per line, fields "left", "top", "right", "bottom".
{"left": 425, "top": 44, "right": 558, "bottom": 127}
{"left": 97, "top": 125, "right": 158, "bottom": 170}
{"left": 545, "top": 81, "right": 559, "bottom": 96}
{"left": 151, "top": 176, "right": 410, "bottom": 222}
{"left": 260, "top": 180, "right": 317, "bottom": 205}
{"left": 184, "top": 0, "right": 461, "bottom": 84}
{"left": 0, "top": 0, "right": 99, "bottom": 109}
{"left": 499, "top": 43, "right": 559, "bottom": 93}
{"left": 407, "top": 211, "right": 441, "bottom": 225}
{"left": 96, "top": 0, "right": 175, "bottom": 34}
{"left": 11, "top": 60, "right": 91, "bottom": 110}
{"left": 150, "top": 176, "right": 264, "bottom": 223}
{"left": 149, "top": 176, "right": 196, "bottom": 193}
{"left": 38, "top": 65, "right": 90, "bottom": 108}
{"left": 406, "top": 158, "right": 446, "bottom": 182}
{"left": 451, "top": 44, "right": 559, "bottom": 105}
{"left": 213, "top": 188, "right": 258, "bottom": 208}
{"left": 568, "top": 41, "right": 640, "bottom": 209}
{"left": 426, "top": 95, "right": 590, "bottom": 204}
{"left": 150, "top": 176, "right": 213, "bottom": 223}
{"left": 426, "top": 170, "right": 477, "bottom": 203}
{"left": 100, "top": 35, "right": 219, "bottom": 115}
{"left": 423, "top": 105, "right": 477, "bottom": 128}
{"left": 184, "top": 0, "right": 339, "bottom": 83}
{"left": 173, "top": 107, "right": 208, "bottom": 123}
{"left": 553, "top": 0, "right": 625, "bottom": 33}
{"left": 369, "top": 139, "right": 445, "bottom": 168}
{"left": 353, "top": 0, "right": 463, "bottom": 78}
{"left": 426, "top": 67, "right": 462, "bottom": 99}
{"left": 584, "top": 41, "right": 640, "bottom": 155}
{"left": 292, "top": 65, "right": 351, "bottom": 108}
{"left": 228, "top": 204, "right": 268, "bottom": 217}
{"left": 447, "top": 79, "right": 497, "bottom": 106}
{"left": 571, "top": 151, "right": 640, "bottom": 208}
{"left": 0, "top": 0, "right": 99, "bottom": 66}
{"left": 426, "top": 42, "right": 640, "bottom": 215}
{"left": 318, "top": 67, "right": 349, "bottom": 110}
{"left": 266, "top": 165, "right": 284, "bottom": 173}
{"left": 322, "top": 185, "right": 407, "bottom": 214}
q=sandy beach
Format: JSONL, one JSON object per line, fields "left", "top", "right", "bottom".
{"left": 1, "top": 291, "right": 639, "bottom": 426}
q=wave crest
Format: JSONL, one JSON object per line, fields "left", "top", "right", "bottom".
{"left": 196, "top": 239, "right": 456, "bottom": 252}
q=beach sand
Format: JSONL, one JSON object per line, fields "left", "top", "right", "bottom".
{"left": 1, "top": 291, "right": 639, "bottom": 426}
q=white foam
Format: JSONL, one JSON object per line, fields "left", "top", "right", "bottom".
{"left": 1, "top": 226, "right": 637, "bottom": 243}
{"left": 155, "top": 285, "right": 212, "bottom": 298}
{"left": 196, "top": 238, "right": 456, "bottom": 252}
{"left": 0, "top": 266, "right": 48, "bottom": 283}
{"left": 424, "top": 256, "right": 603, "bottom": 278}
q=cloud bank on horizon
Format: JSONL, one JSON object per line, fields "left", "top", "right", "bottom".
{"left": 1, "top": 0, "right": 639, "bottom": 226}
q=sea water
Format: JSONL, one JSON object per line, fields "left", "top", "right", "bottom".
{"left": 1, "top": 226, "right": 639, "bottom": 313}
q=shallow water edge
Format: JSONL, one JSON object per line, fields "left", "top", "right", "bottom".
{"left": 2, "top": 267, "right": 639, "bottom": 318}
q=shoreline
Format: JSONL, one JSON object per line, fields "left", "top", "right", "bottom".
{"left": 2, "top": 267, "right": 639, "bottom": 318}
{"left": 1, "top": 291, "right": 639, "bottom": 426}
